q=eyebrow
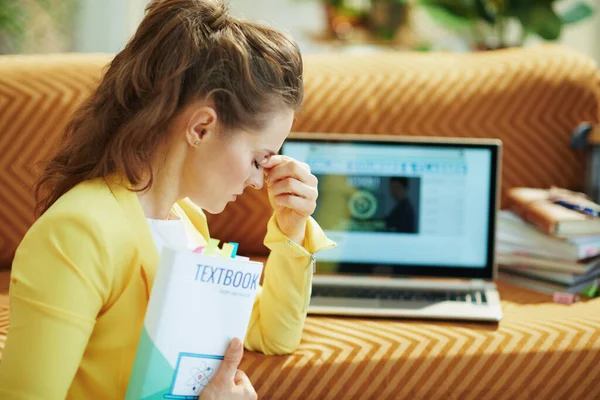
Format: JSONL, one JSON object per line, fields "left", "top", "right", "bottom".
{"left": 263, "top": 149, "right": 277, "bottom": 156}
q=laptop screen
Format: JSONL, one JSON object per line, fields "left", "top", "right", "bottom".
{"left": 281, "top": 134, "right": 500, "bottom": 280}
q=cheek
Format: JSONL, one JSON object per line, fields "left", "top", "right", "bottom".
{"left": 220, "top": 148, "right": 250, "bottom": 186}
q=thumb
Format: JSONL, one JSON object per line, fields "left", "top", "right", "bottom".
{"left": 215, "top": 338, "right": 244, "bottom": 382}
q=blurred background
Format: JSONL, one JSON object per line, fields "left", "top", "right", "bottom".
{"left": 0, "top": 0, "right": 598, "bottom": 61}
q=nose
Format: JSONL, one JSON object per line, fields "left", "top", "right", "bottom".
{"left": 246, "top": 168, "right": 264, "bottom": 190}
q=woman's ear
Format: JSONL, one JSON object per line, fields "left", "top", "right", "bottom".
{"left": 186, "top": 106, "right": 218, "bottom": 146}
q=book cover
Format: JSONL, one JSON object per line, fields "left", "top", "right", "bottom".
{"left": 125, "top": 246, "right": 263, "bottom": 400}
{"left": 506, "top": 187, "right": 600, "bottom": 237}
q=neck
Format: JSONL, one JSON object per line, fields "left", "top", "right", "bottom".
{"left": 136, "top": 143, "right": 183, "bottom": 220}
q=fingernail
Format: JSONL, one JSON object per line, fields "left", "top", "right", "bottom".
{"left": 261, "top": 158, "right": 268, "bottom": 164}
{"left": 230, "top": 338, "right": 242, "bottom": 350}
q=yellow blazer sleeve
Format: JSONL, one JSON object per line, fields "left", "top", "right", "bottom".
{"left": 0, "top": 212, "right": 112, "bottom": 399}
{"left": 243, "top": 214, "right": 336, "bottom": 355}
{"left": 175, "top": 199, "right": 337, "bottom": 355}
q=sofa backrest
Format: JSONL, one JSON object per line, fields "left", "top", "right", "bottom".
{"left": 0, "top": 45, "right": 598, "bottom": 264}
{"left": 206, "top": 45, "right": 600, "bottom": 256}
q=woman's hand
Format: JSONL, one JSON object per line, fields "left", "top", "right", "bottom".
{"left": 199, "top": 338, "right": 257, "bottom": 400}
{"left": 262, "top": 155, "right": 318, "bottom": 246}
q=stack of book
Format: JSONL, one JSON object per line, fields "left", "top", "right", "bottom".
{"left": 496, "top": 187, "right": 600, "bottom": 295}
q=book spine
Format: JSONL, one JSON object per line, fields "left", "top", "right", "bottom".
{"left": 125, "top": 248, "right": 178, "bottom": 399}
{"left": 523, "top": 209, "right": 556, "bottom": 236}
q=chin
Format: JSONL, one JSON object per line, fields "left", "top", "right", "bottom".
{"left": 203, "top": 200, "right": 231, "bottom": 215}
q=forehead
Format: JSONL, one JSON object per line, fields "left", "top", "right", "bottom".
{"left": 246, "top": 108, "right": 294, "bottom": 147}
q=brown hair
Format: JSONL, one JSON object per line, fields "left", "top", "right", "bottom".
{"left": 35, "top": 0, "right": 303, "bottom": 216}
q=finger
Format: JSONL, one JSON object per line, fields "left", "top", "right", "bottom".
{"left": 267, "top": 162, "right": 317, "bottom": 187}
{"left": 214, "top": 338, "right": 244, "bottom": 383}
{"left": 275, "top": 194, "right": 316, "bottom": 216}
{"left": 270, "top": 178, "right": 317, "bottom": 200}
{"left": 260, "top": 154, "right": 289, "bottom": 169}
{"left": 234, "top": 369, "right": 250, "bottom": 386}
{"left": 234, "top": 370, "right": 257, "bottom": 397}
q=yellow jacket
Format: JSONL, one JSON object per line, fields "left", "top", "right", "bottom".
{"left": 0, "top": 176, "right": 335, "bottom": 399}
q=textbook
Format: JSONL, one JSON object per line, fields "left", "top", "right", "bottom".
{"left": 506, "top": 187, "right": 600, "bottom": 237}
{"left": 125, "top": 241, "right": 263, "bottom": 400}
{"left": 497, "top": 210, "right": 600, "bottom": 261}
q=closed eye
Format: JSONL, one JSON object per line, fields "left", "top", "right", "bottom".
{"left": 253, "top": 160, "right": 261, "bottom": 170}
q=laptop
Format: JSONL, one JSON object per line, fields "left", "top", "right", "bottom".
{"left": 281, "top": 133, "right": 503, "bottom": 322}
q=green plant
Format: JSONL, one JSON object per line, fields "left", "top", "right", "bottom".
{"left": 300, "top": 0, "right": 415, "bottom": 43}
{"left": 416, "top": 0, "right": 595, "bottom": 49}
{"left": 0, "top": 1, "right": 27, "bottom": 45}
{"left": 0, "top": 0, "right": 79, "bottom": 54}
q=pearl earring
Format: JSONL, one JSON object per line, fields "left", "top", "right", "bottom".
{"left": 195, "top": 141, "right": 200, "bottom": 145}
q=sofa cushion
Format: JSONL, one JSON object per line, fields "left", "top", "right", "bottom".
{"left": 1, "top": 277, "right": 599, "bottom": 399}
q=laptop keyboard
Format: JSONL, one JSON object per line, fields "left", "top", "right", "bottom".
{"left": 311, "top": 285, "right": 488, "bottom": 305}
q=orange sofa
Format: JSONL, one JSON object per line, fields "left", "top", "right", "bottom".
{"left": 1, "top": 45, "right": 599, "bottom": 399}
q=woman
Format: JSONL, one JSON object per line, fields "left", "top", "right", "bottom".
{"left": 0, "top": 0, "right": 335, "bottom": 398}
